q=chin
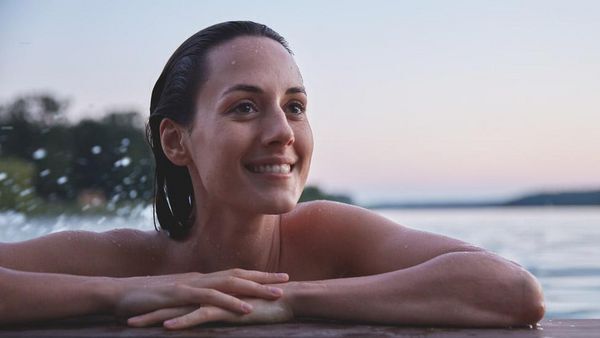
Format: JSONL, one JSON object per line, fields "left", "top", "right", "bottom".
{"left": 251, "top": 194, "right": 298, "bottom": 215}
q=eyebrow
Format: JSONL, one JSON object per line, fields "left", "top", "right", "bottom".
{"left": 221, "top": 84, "right": 307, "bottom": 97}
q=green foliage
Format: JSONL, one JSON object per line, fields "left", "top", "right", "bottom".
{"left": 0, "top": 158, "right": 43, "bottom": 212}
{"left": 299, "top": 185, "right": 353, "bottom": 204}
{"left": 0, "top": 94, "right": 154, "bottom": 212}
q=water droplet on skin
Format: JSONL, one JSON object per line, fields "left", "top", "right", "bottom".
{"left": 231, "top": 60, "right": 236, "bottom": 65}
{"left": 32, "top": 148, "right": 47, "bottom": 160}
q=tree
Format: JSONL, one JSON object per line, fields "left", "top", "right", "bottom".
{"left": 1, "top": 95, "right": 154, "bottom": 208}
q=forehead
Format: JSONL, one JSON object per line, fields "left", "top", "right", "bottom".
{"left": 201, "top": 36, "right": 302, "bottom": 94}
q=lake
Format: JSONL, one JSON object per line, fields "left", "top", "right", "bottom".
{"left": 1, "top": 206, "right": 599, "bottom": 319}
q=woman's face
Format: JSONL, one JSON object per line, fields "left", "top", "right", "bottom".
{"left": 184, "top": 36, "right": 313, "bottom": 214}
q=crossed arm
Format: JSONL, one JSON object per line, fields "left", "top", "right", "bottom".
{"left": 127, "top": 202, "right": 545, "bottom": 329}
{"left": 0, "top": 201, "right": 545, "bottom": 329}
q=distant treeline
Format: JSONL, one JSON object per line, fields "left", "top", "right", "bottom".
{"left": 0, "top": 94, "right": 353, "bottom": 213}
{"left": 299, "top": 186, "right": 353, "bottom": 204}
{"left": 0, "top": 94, "right": 153, "bottom": 213}
{"left": 504, "top": 190, "right": 600, "bottom": 206}
{"left": 368, "top": 189, "right": 600, "bottom": 209}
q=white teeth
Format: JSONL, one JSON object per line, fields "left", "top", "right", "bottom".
{"left": 250, "top": 164, "right": 291, "bottom": 174}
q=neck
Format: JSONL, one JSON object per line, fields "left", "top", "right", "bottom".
{"left": 181, "top": 201, "right": 281, "bottom": 273}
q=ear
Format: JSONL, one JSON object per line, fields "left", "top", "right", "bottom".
{"left": 159, "top": 118, "right": 190, "bottom": 166}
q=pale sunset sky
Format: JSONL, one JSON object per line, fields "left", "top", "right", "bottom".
{"left": 1, "top": 0, "right": 599, "bottom": 204}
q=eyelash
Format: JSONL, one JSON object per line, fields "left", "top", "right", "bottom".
{"left": 229, "top": 101, "right": 258, "bottom": 115}
{"left": 286, "top": 101, "right": 306, "bottom": 116}
{"left": 227, "top": 100, "right": 307, "bottom": 118}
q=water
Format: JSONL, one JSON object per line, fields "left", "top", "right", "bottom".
{"left": 1, "top": 206, "right": 599, "bottom": 319}
{"left": 378, "top": 207, "right": 600, "bottom": 319}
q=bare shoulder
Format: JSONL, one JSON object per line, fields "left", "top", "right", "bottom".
{"left": 282, "top": 200, "right": 482, "bottom": 278}
{"left": 0, "top": 228, "right": 166, "bottom": 277}
{"left": 283, "top": 199, "right": 397, "bottom": 242}
{"left": 281, "top": 200, "right": 378, "bottom": 279}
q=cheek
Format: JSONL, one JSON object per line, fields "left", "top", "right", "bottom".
{"left": 297, "top": 123, "right": 314, "bottom": 159}
{"left": 197, "top": 127, "right": 248, "bottom": 178}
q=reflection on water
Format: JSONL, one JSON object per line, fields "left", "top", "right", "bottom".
{"left": 1, "top": 206, "right": 599, "bottom": 319}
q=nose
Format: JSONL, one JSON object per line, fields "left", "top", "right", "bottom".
{"left": 261, "top": 107, "right": 295, "bottom": 147}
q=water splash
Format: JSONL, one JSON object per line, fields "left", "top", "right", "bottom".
{"left": 19, "top": 188, "right": 33, "bottom": 197}
{"left": 114, "top": 157, "right": 131, "bottom": 167}
{"left": 32, "top": 148, "right": 47, "bottom": 160}
{"left": 91, "top": 145, "right": 102, "bottom": 154}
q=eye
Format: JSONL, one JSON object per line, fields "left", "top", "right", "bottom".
{"left": 285, "top": 101, "right": 306, "bottom": 116}
{"left": 229, "top": 101, "right": 258, "bottom": 115}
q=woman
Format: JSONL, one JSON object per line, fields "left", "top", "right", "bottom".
{"left": 0, "top": 21, "right": 544, "bottom": 329}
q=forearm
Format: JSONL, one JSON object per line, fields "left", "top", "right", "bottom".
{"left": 289, "top": 251, "right": 545, "bottom": 327}
{"left": 0, "top": 267, "right": 115, "bottom": 324}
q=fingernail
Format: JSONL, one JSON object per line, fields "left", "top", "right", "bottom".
{"left": 269, "top": 287, "right": 283, "bottom": 296}
{"left": 164, "top": 319, "right": 177, "bottom": 326}
{"left": 277, "top": 273, "right": 289, "bottom": 280}
{"left": 242, "top": 303, "right": 253, "bottom": 313}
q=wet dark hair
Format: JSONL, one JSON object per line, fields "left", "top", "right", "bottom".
{"left": 147, "top": 21, "right": 292, "bottom": 240}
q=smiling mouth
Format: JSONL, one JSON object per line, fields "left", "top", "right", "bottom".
{"left": 245, "top": 163, "right": 294, "bottom": 174}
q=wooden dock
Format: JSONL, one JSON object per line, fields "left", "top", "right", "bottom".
{"left": 0, "top": 317, "right": 596, "bottom": 337}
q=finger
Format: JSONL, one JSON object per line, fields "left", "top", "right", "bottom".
{"left": 222, "top": 268, "right": 289, "bottom": 284}
{"left": 213, "top": 276, "right": 284, "bottom": 300}
{"left": 127, "top": 306, "right": 195, "bottom": 327}
{"left": 175, "top": 286, "right": 254, "bottom": 315}
{"left": 163, "top": 306, "right": 236, "bottom": 330}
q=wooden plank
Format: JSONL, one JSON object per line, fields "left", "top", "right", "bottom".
{"left": 0, "top": 317, "right": 597, "bottom": 337}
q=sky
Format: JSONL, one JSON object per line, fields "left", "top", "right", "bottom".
{"left": 1, "top": 0, "right": 599, "bottom": 204}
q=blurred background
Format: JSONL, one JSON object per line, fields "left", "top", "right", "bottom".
{"left": 1, "top": 0, "right": 599, "bottom": 319}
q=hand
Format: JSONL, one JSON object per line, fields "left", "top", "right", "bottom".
{"left": 127, "top": 282, "right": 296, "bottom": 329}
{"left": 112, "top": 269, "right": 289, "bottom": 322}
{"left": 128, "top": 297, "right": 293, "bottom": 329}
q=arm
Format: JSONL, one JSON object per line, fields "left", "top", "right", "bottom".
{"left": 0, "top": 268, "right": 287, "bottom": 325}
{"left": 282, "top": 201, "right": 544, "bottom": 327}
{"left": 0, "top": 266, "right": 114, "bottom": 324}
{"left": 0, "top": 265, "right": 288, "bottom": 325}
{"left": 288, "top": 251, "right": 544, "bottom": 327}
{"left": 144, "top": 201, "right": 544, "bottom": 329}
{"left": 158, "top": 251, "right": 543, "bottom": 329}
{"left": 0, "top": 230, "right": 288, "bottom": 325}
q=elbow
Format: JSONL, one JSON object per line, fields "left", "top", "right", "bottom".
{"left": 466, "top": 253, "right": 545, "bottom": 327}
{"left": 506, "top": 269, "right": 545, "bottom": 326}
